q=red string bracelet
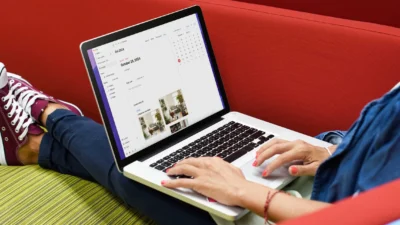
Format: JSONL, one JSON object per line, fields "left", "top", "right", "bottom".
{"left": 264, "top": 190, "right": 282, "bottom": 224}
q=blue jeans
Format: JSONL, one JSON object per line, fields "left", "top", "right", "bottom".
{"left": 38, "top": 109, "right": 215, "bottom": 225}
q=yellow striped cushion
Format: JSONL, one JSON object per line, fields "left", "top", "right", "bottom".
{"left": 0, "top": 165, "right": 155, "bottom": 225}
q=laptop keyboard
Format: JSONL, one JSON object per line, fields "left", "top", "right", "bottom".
{"left": 150, "top": 121, "right": 274, "bottom": 173}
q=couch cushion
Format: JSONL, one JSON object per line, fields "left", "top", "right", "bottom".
{"left": 0, "top": 165, "right": 154, "bottom": 224}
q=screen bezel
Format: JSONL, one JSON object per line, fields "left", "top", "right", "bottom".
{"left": 80, "top": 6, "right": 230, "bottom": 172}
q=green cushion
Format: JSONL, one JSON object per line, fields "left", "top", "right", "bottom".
{"left": 0, "top": 165, "right": 155, "bottom": 224}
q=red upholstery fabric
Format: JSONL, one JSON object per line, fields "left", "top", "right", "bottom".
{"left": 234, "top": 0, "right": 400, "bottom": 28}
{"left": 279, "top": 178, "right": 400, "bottom": 225}
{"left": 1, "top": 0, "right": 399, "bottom": 136}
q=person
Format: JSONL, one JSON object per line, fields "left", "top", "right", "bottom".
{"left": 0, "top": 62, "right": 399, "bottom": 224}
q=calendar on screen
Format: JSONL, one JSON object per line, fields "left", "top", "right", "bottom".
{"left": 171, "top": 22, "right": 207, "bottom": 65}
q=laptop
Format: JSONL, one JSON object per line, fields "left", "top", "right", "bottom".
{"left": 80, "top": 6, "right": 329, "bottom": 221}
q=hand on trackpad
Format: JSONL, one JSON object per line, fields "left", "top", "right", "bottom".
{"left": 240, "top": 158, "right": 292, "bottom": 189}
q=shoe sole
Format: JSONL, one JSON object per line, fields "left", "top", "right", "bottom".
{"left": 8, "top": 73, "right": 84, "bottom": 116}
{"left": 0, "top": 135, "right": 7, "bottom": 165}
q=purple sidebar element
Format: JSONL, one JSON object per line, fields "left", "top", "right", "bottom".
{"left": 88, "top": 49, "right": 126, "bottom": 160}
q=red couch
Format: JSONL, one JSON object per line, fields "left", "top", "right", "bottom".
{"left": 234, "top": 0, "right": 400, "bottom": 28}
{"left": 280, "top": 179, "right": 400, "bottom": 225}
{"left": 1, "top": 0, "right": 399, "bottom": 137}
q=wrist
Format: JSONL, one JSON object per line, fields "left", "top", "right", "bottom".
{"left": 235, "top": 181, "right": 271, "bottom": 208}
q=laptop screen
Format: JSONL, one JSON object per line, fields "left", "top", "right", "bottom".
{"left": 86, "top": 14, "right": 225, "bottom": 160}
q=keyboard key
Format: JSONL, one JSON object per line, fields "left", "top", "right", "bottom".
{"left": 233, "top": 137, "right": 241, "bottom": 143}
{"left": 211, "top": 150, "right": 219, "bottom": 155}
{"left": 155, "top": 165, "right": 165, "bottom": 171}
{"left": 231, "top": 145, "right": 239, "bottom": 151}
{"left": 239, "top": 133, "right": 249, "bottom": 139}
{"left": 241, "top": 138, "right": 251, "bottom": 144}
{"left": 211, "top": 152, "right": 220, "bottom": 156}
{"left": 246, "top": 128, "right": 257, "bottom": 135}
{"left": 166, "top": 159, "right": 176, "bottom": 164}
{"left": 181, "top": 151, "right": 191, "bottom": 157}
{"left": 244, "top": 143, "right": 257, "bottom": 151}
{"left": 224, "top": 148, "right": 248, "bottom": 163}
{"left": 267, "top": 134, "right": 275, "bottom": 140}
{"left": 217, "top": 152, "right": 229, "bottom": 158}
{"left": 197, "top": 150, "right": 206, "bottom": 155}
{"left": 191, "top": 153, "right": 201, "bottom": 158}
{"left": 232, "top": 123, "right": 241, "bottom": 128}
{"left": 203, "top": 146, "right": 211, "bottom": 152}
{"left": 232, "top": 131, "right": 241, "bottom": 136}
{"left": 204, "top": 152, "right": 213, "bottom": 157}
{"left": 244, "top": 137, "right": 253, "bottom": 143}
{"left": 216, "top": 127, "right": 225, "bottom": 132}
{"left": 228, "top": 140, "right": 237, "bottom": 146}
{"left": 249, "top": 131, "right": 265, "bottom": 139}
{"left": 228, "top": 126, "right": 237, "bottom": 132}
{"left": 150, "top": 163, "right": 158, "bottom": 167}
{"left": 257, "top": 139, "right": 266, "bottom": 145}
{"left": 237, "top": 142, "right": 245, "bottom": 148}
{"left": 160, "top": 162, "right": 170, "bottom": 167}
{"left": 193, "top": 145, "right": 201, "bottom": 150}
{"left": 259, "top": 135, "right": 268, "bottom": 141}
{"left": 156, "top": 159, "right": 163, "bottom": 164}
{"left": 226, "top": 149, "right": 235, "bottom": 154}
{"left": 170, "top": 157, "right": 179, "bottom": 163}
{"left": 187, "top": 148, "right": 197, "bottom": 153}
{"left": 209, "top": 142, "right": 218, "bottom": 148}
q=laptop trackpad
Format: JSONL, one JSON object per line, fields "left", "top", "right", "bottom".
{"left": 240, "top": 158, "right": 292, "bottom": 189}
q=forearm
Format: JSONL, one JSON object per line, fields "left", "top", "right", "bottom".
{"left": 237, "top": 182, "right": 330, "bottom": 222}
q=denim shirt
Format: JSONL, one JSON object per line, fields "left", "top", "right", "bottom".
{"left": 311, "top": 85, "right": 400, "bottom": 203}
{"left": 315, "top": 130, "right": 347, "bottom": 145}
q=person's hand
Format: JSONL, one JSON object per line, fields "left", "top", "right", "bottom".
{"left": 254, "top": 139, "right": 336, "bottom": 177}
{"left": 161, "top": 157, "right": 249, "bottom": 206}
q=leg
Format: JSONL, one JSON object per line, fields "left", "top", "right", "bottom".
{"left": 4, "top": 70, "right": 216, "bottom": 225}
{"left": 37, "top": 133, "right": 94, "bottom": 182}
{"left": 41, "top": 106, "right": 216, "bottom": 225}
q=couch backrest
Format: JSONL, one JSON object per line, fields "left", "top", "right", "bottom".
{"left": 1, "top": 0, "right": 399, "bottom": 136}
{"left": 234, "top": 0, "right": 400, "bottom": 28}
